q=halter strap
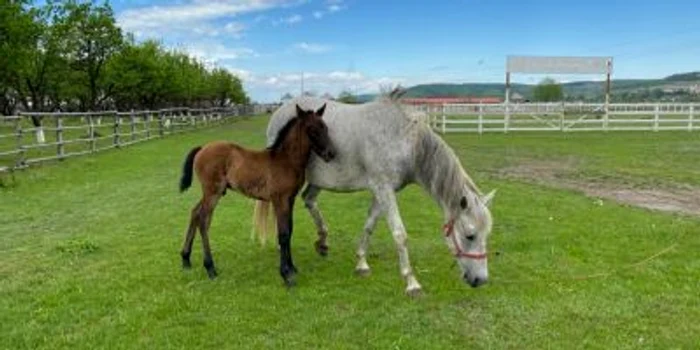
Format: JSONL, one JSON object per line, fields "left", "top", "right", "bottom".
{"left": 443, "top": 218, "right": 488, "bottom": 260}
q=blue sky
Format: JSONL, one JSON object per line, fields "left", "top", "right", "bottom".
{"left": 112, "top": 0, "right": 700, "bottom": 102}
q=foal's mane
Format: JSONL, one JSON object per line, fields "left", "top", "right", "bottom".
{"left": 267, "top": 116, "right": 301, "bottom": 152}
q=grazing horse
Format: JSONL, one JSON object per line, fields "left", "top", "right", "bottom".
{"left": 255, "top": 89, "right": 496, "bottom": 296}
{"left": 178, "top": 104, "right": 336, "bottom": 286}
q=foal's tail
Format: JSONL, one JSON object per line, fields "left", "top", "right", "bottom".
{"left": 252, "top": 200, "right": 276, "bottom": 245}
{"left": 179, "top": 146, "right": 202, "bottom": 193}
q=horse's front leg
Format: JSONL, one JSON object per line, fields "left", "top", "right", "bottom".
{"left": 373, "top": 186, "right": 422, "bottom": 297}
{"left": 302, "top": 184, "right": 330, "bottom": 256}
{"left": 273, "top": 196, "right": 297, "bottom": 287}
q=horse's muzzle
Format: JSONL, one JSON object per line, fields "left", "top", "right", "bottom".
{"left": 320, "top": 149, "right": 336, "bottom": 162}
{"left": 464, "top": 274, "right": 487, "bottom": 288}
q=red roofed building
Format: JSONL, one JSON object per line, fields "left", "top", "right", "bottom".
{"left": 401, "top": 96, "right": 503, "bottom": 105}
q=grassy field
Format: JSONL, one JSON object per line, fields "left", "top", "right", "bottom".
{"left": 1, "top": 115, "right": 699, "bottom": 349}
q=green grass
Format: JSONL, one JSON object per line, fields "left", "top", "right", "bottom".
{"left": 1, "top": 116, "right": 699, "bottom": 349}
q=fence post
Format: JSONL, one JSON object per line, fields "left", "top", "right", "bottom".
{"left": 158, "top": 111, "right": 164, "bottom": 137}
{"left": 130, "top": 109, "right": 136, "bottom": 142}
{"left": 188, "top": 108, "right": 195, "bottom": 129}
{"left": 689, "top": 105, "right": 694, "bottom": 132}
{"left": 56, "top": 116, "right": 64, "bottom": 159}
{"left": 145, "top": 112, "right": 151, "bottom": 139}
{"left": 478, "top": 103, "right": 484, "bottom": 135}
{"left": 113, "top": 112, "right": 121, "bottom": 147}
{"left": 88, "top": 115, "right": 96, "bottom": 152}
{"left": 560, "top": 112, "right": 565, "bottom": 132}
{"left": 15, "top": 117, "right": 24, "bottom": 168}
{"left": 441, "top": 104, "right": 446, "bottom": 134}
{"left": 504, "top": 102, "right": 510, "bottom": 133}
{"left": 653, "top": 104, "right": 660, "bottom": 132}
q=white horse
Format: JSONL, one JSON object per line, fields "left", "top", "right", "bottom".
{"left": 254, "top": 89, "right": 495, "bottom": 296}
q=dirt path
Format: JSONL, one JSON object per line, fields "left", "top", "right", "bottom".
{"left": 496, "top": 160, "right": 700, "bottom": 216}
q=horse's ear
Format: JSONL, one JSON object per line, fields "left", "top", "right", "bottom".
{"left": 316, "top": 103, "right": 326, "bottom": 117}
{"left": 482, "top": 189, "right": 497, "bottom": 207}
{"left": 295, "top": 104, "right": 305, "bottom": 117}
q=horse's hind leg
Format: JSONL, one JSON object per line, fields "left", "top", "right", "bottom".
{"left": 302, "top": 184, "right": 330, "bottom": 256}
{"left": 355, "top": 197, "right": 382, "bottom": 276}
{"left": 180, "top": 200, "right": 202, "bottom": 268}
{"left": 199, "top": 193, "right": 221, "bottom": 279}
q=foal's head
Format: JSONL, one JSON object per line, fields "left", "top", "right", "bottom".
{"left": 295, "top": 104, "right": 336, "bottom": 162}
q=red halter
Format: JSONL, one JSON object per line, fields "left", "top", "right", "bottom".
{"left": 443, "top": 219, "right": 488, "bottom": 260}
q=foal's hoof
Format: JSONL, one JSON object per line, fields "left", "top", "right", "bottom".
{"left": 405, "top": 287, "right": 423, "bottom": 298}
{"left": 206, "top": 268, "right": 218, "bottom": 280}
{"left": 182, "top": 259, "right": 192, "bottom": 269}
{"left": 314, "top": 241, "right": 329, "bottom": 257}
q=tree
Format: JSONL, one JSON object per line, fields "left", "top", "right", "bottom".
{"left": 0, "top": 0, "right": 37, "bottom": 115}
{"left": 56, "top": 0, "right": 124, "bottom": 110}
{"left": 533, "top": 78, "right": 563, "bottom": 102}
{"left": 337, "top": 90, "right": 357, "bottom": 104}
{"left": 0, "top": 0, "right": 249, "bottom": 114}
{"left": 281, "top": 93, "right": 294, "bottom": 102}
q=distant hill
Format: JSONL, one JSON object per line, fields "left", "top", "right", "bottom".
{"left": 355, "top": 71, "right": 700, "bottom": 102}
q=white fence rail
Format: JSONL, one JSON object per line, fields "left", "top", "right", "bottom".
{"left": 0, "top": 105, "right": 263, "bottom": 173}
{"left": 407, "top": 102, "right": 699, "bottom": 133}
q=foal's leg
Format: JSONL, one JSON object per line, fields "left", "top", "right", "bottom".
{"left": 199, "top": 193, "right": 221, "bottom": 279}
{"left": 302, "top": 184, "right": 330, "bottom": 256}
{"left": 273, "top": 196, "right": 297, "bottom": 286}
{"left": 355, "top": 197, "right": 382, "bottom": 276}
{"left": 180, "top": 200, "right": 202, "bottom": 268}
{"left": 373, "top": 186, "right": 422, "bottom": 296}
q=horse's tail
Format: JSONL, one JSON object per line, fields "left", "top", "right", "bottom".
{"left": 252, "top": 200, "right": 275, "bottom": 245}
{"left": 179, "top": 146, "right": 202, "bottom": 193}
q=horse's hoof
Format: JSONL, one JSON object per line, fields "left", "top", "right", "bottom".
{"left": 406, "top": 287, "right": 423, "bottom": 298}
{"left": 355, "top": 268, "right": 371, "bottom": 277}
{"left": 182, "top": 259, "right": 192, "bottom": 269}
{"left": 315, "top": 241, "right": 329, "bottom": 257}
{"left": 207, "top": 268, "right": 218, "bottom": 280}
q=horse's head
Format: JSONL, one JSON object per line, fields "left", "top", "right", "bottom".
{"left": 444, "top": 188, "right": 496, "bottom": 288}
{"left": 296, "top": 103, "right": 336, "bottom": 162}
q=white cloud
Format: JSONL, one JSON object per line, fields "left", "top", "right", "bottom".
{"left": 249, "top": 70, "right": 402, "bottom": 92}
{"left": 327, "top": 4, "right": 343, "bottom": 12}
{"left": 118, "top": 0, "right": 304, "bottom": 37}
{"left": 311, "top": 0, "right": 347, "bottom": 20}
{"left": 274, "top": 14, "right": 303, "bottom": 26}
{"left": 180, "top": 42, "right": 258, "bottom": 64}
{"left": 222, "top": 68, "right": 406, "bottom": 102}
{"left": 223, "top": 22, "right": 246, "bottom": 38}
{"left": 294, "top": 42, "right": 332, "bottom": 54}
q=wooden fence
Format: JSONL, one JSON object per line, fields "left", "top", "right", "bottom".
{"left": 0, "top": 105, "right": 261, "bottom": 172}
{"left": 407, "top": 102, "right": 699, "bottom": 133}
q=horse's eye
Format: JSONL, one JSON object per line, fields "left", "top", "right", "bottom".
{"left": 466, "top": 235, "right": 475, "bottom": 241}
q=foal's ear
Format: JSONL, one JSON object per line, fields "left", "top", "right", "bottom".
{"left": 295, "top": 104, "right": 305, "bottom": 117}
{"left": 316, "top": 103, "right": 327, "bottom": 117}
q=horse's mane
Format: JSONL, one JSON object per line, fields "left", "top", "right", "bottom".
{"left": 414, "top": 127, "right": 484, "bottom": 209}
{"left": 373, "top": 86, "right": 408, "bottom": 103}
{"left": 267, "top": 116, "right": 300, "bottom": 152}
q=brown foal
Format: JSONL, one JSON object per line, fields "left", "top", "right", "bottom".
{"left": 178, "top": 104, "right": 336, "bottom": 286}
